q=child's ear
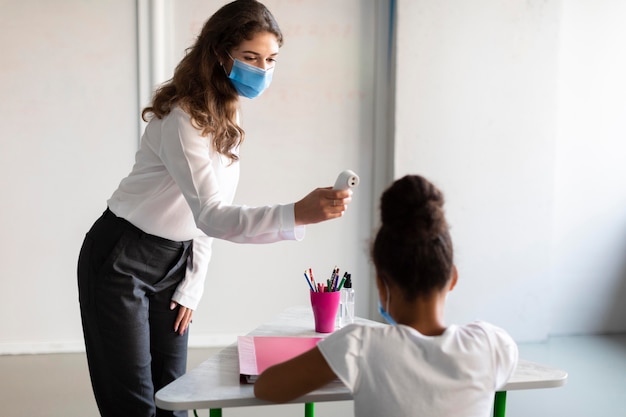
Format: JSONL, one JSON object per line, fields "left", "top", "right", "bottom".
{"left": 449, "top": 265, "right": 459, "bottom": 291}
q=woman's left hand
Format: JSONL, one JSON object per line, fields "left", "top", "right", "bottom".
{"left": 170, "top": 301, "right": 194, "bottom": 335}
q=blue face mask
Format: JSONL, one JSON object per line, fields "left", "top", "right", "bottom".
{"left": 378, "top": 300, "right": 397, "bottom": 325}
{"left": 377, "top": 283, "right": 398, "bottom": 325}
{"left": 227, "top": 57, "right": 274, "bottom": 99}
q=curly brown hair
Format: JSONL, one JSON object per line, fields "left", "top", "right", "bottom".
{"left": 142, "top": 0, "right": 283, "bottom": 162}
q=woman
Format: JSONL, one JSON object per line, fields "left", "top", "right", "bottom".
{"left": 77, "top": 1, "right": 352, "bottom": 416}
{"left": 254, "top": 175, "right": 518, "bottom": 417}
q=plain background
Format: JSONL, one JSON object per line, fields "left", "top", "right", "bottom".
{"left": 1, "top": 0, "right": 625, "bottom": 355}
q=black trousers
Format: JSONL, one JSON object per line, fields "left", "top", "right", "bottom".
{"left": 78, "top": 209, "right": 192, "bottom": 417}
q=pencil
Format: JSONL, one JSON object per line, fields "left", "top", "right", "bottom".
{"left": 309, "top": 268, "right": 317, "bottom": 292}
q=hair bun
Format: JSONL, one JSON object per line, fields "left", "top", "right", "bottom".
{"left": 380, "top": 175, "right": 447, "bottom": 240}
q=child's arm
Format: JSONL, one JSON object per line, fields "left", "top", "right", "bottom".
{"left": 254, "top": 346, "right": 337, "bottom": 403}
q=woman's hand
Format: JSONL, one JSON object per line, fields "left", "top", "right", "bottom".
{"left": 294, "top": 187, "right": 353, "bottom": 226}
{"left": 170, "top": 301, "right": 194, "bottom": 335}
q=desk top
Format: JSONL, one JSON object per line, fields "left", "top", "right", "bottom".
{"left": 155, "top": 306, "right": 568, "bottom": 411}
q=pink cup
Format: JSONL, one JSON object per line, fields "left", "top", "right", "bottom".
{"left": 310, "top": 291, "right": 341, "bottom": 333}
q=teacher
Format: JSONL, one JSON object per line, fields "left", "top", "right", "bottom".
{"left": 77, "top": 1, "right": 352, "bottom": 416}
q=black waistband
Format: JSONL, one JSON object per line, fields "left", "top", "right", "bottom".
{"left": 103, "top": 208, "right": 191, "bottom": 249}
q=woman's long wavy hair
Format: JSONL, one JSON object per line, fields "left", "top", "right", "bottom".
{"left": 142, "top": 0, "right": 283, "bottom": 162}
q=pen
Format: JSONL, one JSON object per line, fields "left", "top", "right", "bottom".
{"left": 304, "top": 271, "right": 315, "bottom": 292}
{"left": 334, "top": 270, "right": 343, "bottom": 291}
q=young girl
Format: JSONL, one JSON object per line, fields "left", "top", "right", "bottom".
{"left": 254, "top": 175, "right": 518, "bottom": 417}
{"left": 77, "top": 1, "right": 352, "bottom": 416}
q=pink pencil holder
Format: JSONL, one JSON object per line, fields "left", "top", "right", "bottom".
{"left": 310, "top": 291, "right": 341, "bottom": 333}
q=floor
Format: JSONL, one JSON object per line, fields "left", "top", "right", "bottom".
{"left": 0, "top": 334, "right": 624, "bottom": 417}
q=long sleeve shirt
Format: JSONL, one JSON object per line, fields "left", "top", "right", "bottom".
{"left": 107, "top": 106, "right": 304, "bottom": 309}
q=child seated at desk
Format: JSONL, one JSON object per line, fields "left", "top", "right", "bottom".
{"left": 254, "top": 174, "right": 519, "bottom": 417}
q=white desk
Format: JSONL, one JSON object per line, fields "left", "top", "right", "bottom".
{"left": 155, "top": 306, "right": 567, "bottom": 417}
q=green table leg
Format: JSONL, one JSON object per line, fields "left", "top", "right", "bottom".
{"left": 493, "top": 391, "right": 507, "bottom": 417}
{"left": 208, "top": 402, "right": 309, "bottom": 416}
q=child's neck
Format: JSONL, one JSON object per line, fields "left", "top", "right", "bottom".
{"left": 394, "top": 292, "right": 447, "bottom": 336}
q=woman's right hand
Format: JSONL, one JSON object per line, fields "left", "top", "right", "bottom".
{"left": 294, "top": 187, "right": 353, "bottom": 226}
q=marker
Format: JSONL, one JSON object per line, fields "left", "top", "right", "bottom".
{"left": 337, "top": 276, "right": 347, "bottom": 291}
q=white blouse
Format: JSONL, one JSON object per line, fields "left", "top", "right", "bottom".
{"left": 107, "top": 106, "right": 304, "bottom": 309}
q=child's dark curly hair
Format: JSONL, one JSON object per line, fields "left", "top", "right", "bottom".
{"left": 372, "top": 175, "right": 454, "bottom": 301}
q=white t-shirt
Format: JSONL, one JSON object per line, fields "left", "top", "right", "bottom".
{"left": 317, "top": 321, "right": 518, "bottom": 417}
{"left": 107, "top": 106, "right": 304, "bottom": 309}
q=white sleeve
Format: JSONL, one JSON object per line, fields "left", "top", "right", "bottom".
{"left": 160, "top": 108, "right": 305, "bottom": 243}
{"left": 473, "top": 321, "right": 519, "bottom": 390}
{"left": 317, "top": 324, "right": 365, "bottom": 391}
{"left": 171, "top": 234, "right": 212, "bottom": 310}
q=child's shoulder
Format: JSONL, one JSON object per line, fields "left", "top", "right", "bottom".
{"left": 451, "top": 321, "right": 518, "bottom": 355}
{"left": 457, "top": 320, "right": 514, "bottom": 339}
{"left": 321, "top": 322, "right": 396, "bottom": 346}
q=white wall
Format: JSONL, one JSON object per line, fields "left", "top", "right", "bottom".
{"left": 0, "top": 0, "right": 138, "bottom": 353}
{"left": 394, "top": 0, "right": 626, "bottom": 341}
{"left": 551, "top": 0, "right": 626, "bottom": 335}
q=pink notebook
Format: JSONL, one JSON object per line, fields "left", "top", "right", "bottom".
{"left": 238, "top": 336, "right": 323, "bottom": 384}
